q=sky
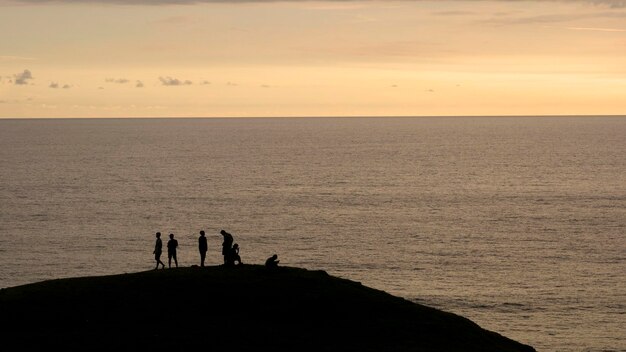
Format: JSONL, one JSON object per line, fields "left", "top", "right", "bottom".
{"left": 0, "top": 0, "right": 625, "bottom": 118}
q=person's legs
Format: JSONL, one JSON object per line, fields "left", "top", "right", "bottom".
{"left": 156, "top": 254, "right": 163, "bottom": 269}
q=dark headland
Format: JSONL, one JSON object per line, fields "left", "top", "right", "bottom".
{"left": 0, "top": 265, "right": 535, "bottom": 352}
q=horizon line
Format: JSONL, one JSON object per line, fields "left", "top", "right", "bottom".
{"left": 1, "top": 114, "right": 626, "bottom": 120}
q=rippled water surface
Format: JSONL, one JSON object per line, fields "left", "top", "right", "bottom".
{"left": 0, "top": 117, "right": 624, "bottom": 352}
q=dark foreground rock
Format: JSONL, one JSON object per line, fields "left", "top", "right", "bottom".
{"left": 0, "top": 265, "right": 535, "bottom": 352}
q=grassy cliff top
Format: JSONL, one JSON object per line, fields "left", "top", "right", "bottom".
{"left": 0, "top": 265, "right": 535, "bottom": 352}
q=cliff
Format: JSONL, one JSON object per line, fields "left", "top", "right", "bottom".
{"left": 0, "top": 265, "right": 535, "bottom": 352}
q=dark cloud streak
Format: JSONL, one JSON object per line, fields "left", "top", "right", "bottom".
{"left": 14, "top": 69, "right": 33, "bottom": 85}
{"left": 106, "top": 78, "right": 130, "bottom": 84}
{"left": 159, "top": 76, "right": 192, "bottom": 86}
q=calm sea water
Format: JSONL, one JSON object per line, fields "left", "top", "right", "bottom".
{"left": 0, "top": 117, "right": 624, "bottom": 352}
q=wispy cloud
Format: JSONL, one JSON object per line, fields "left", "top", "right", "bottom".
{"left": 1, "top": 0, "right": 625, "bottom": 7}
{"left": 590, "top": 0, "right": 626, "bottom": 7}
{"left": 106, "top": 78, "right": 130, "bottom": 84}
{"left": 482, "top": 10, "right": 626, "bottom": 25}
{"left": 50, "top": 81, "right": 72, "bottom": 88}
{"left": 303, "top": 3, "right": 372, "bottom": 10}
{"left": 159, "top": 76, "right": 192, "bottom": 86}
{"left": 14, "top": 69, "right": 33, "bottom": 85}
{"left": 567, "top": 26, "right": 626, "bottom": 31}
{"left": 432, "top": 10, "right": 476, "bottom": 16}
{"left": 0, "top": 55, "right": 36, "bottom": 61}
{"left": 150, "top": 15, "right": 197, "bottom": 26}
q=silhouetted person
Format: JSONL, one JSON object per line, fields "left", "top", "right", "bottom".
{"left": 153, "top": 232, "right": 165, "bottom": 269}
{"left": 167, "top": 233, "right": 178, "bottom": 268}
{"left": 265, "top": 254, "right": 279, "bottom": 269}
{"left": 229, "top": 243, "right": 242, "bottom": 266}
{"left": 198, "top": 230, "right": 208, "bottom": 267}
{"left": 220, "top": 229, "right": 234, "bottom": 265}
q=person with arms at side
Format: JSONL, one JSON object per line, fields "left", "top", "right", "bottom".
{"left": 153, "top": 232, "right": 165, "bottom": 270}
{"left": 167, "top": 233, "right": 178, "bottom": 268}
{"left": 198, "top": 230, "right": 208, "bottom": 267}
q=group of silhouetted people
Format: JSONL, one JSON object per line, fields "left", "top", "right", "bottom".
{"left": 153, "top": 230, "right": 278, "bottom": 269}
{"left": 153, "top": 232, "right": 178, "bottom": 269}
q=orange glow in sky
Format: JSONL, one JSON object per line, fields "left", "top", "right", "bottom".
{"left": 1, "top": 0, "right": 625, "bottom": 117}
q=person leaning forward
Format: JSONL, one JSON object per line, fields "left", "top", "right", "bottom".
{"left": 220, "top": 229, "right": 234, "bottom": 265}
{"left": 265, "top": 254, "right": 279, "bottom": 269}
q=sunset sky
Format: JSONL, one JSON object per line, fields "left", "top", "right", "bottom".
{"left": 1, "top": 0, "right": 625, "bottom": 118}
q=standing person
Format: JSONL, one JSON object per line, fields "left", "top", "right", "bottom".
{"left": 167, "top": 233, "right": 178, "bottom": 268}
{"left": 153, "top": 232, "right": 165, "bottom": 269}
{"left": 220, "top": 229, "right": 234, "bottom": 265}
{"left": 198, "top": 230, "right": 208, "bottom": 267}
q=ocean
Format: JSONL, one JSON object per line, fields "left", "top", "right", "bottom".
{"left": 0, "top": 116, "right": 624, "bottom": 352}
